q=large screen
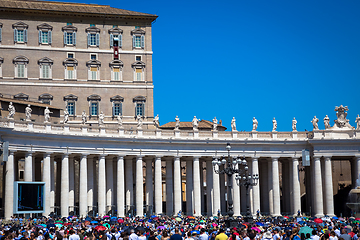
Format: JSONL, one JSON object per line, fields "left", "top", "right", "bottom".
{"left": 14, "top": 182, "right": 45, "bottom": 214}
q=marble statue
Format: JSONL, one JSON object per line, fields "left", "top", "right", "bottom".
{"left": 137, "top": 115, "right": 143, "bottom": 129}
{"left": 231, "top": 117, "right": 236, "bottom": 131}
{"left": 153, "top": 114, "right": 159, "bottom": 128}
{"left": 82, "top": 110, "right": 87, "bottom": 125}
{"left": 212, "top": 117, "right": 218, "bottom": 131}
{"left": 356, "top": 114, "right": 360, "bottom": 130}
{"left": 292, "top": 117, "right": 297, "bottom": 131}
{"left": 252, "top": 117, "right": 258, "bottom": 131}
{"left": 63, "top": 109, "right": 69, "bottom": 124}
{"left": 99, "top": 111, "right": 105, "bottom": 125}
{"left": 175, "top": 116, "right": 180, "bottom": 130}
{"left": 311, "top": 116, "right": 319, "bottom": 130}
{"left": 192, "top": 116, "right": 199, "bottom": 131}
{"left": 334, "top": 105, "right": 353, "bottom": 129}
{"left": 117, "top": 114, "right": 123, "bottom": 127}
{"left": 44, "top": 107, "right": 52, "bottom": 122}
{"left": 8, "top": 102, "right": 15, "bottom": 119}
{"left": 25, "top": 104, "right": 32, "bottom": 121}
{"left": 324, "top": 115, "right": 330, "bottom": 129}
{"left": 272, "top": 117, "right": 277, "bottom": 131}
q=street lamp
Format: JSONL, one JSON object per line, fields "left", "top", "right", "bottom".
{"left": 212, "top": 143, "right": 259, "bottom": 226}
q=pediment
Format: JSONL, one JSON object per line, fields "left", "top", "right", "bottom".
{"left": 131, "top": 61, "right": 146, "bottom": 67}
{"left": 109, "top": 60, "right": 124, "bottom": 67}
{"left": 14, "top": 93, "right": 29, "bottom": 99}
{"left": 13, "top": 56, "right": 29, "bottom": 63}
{"left": 62, "top": 25, "right": 77, "bottom": 32}
{"left": 38, "top": 57, "right": 54, "bottom": 65}
{"left": 86, "top": 60, "right": 101, "bottom": 67}
{"left": 63, "top": 58, "right": 78, "bottom": 66}
{"left": 63, "top": 94, "right": 78, "bottom": 101}
{"left": 110, "top": 95, "right": 124, "bottom": 102}
{"left": 39, "top": 93, "right": 53, "bottom": 100}
{"left": 12, "top": 22, "right": 28, "bottom": 29}
{"left": 87, "top": 94, "right": 101, "bottom": 101}
{"left": 133, "top": 96, "right": 146, "bottom": 102}
{"left": 37, "top": 23, "right": 53, "bottom": 31}
{"left": 85, "top": 26, "right": 100, "bottom": 33}
{"left": 108, "top": 27, "right": 123, "bottom": 34}
{"left": 0, "top": 57, "right": 3, "bottom": 64}
{"left": 131, "top": 29, "right": 145, "bottom": 35}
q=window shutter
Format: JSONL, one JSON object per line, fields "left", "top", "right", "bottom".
{"left": 133, "top": 35, "right": 135, "bottom": 48}
{"left": 48, "top": 30, "right": 52, "bottom": 44}
{"left": 87, "top": 33, "right": 90, "bottom": 46}
{"left": 24, "top": 29, "right": 28, "bottom": 43}
{"left": 14, "top": 29, "right": 17, "bottom": 42}
{"left": 141, "top": 35, "right": 145, "bottom": 48}
{"left": 112, "top": 103, "right": 115, "bottom": 116}
{"left": 73, "top": 32, "right": 76, "bottom": 45}
{"left": 64, "top": 32, "right": 66, "bottom": 44}
{"left": 39, "top": 30, "right": 42, "bottom": 44}
{"left": 96, "top": 33, "right": 100, "bottom": 46}
{"left": 110, "top": 34, "right": 113, "bottom": 47}
{"left": 119, "top": 34, "right": 122, "bottom": 48}
{"left": 0, "top": 28, "right": 2, "bottom": 42}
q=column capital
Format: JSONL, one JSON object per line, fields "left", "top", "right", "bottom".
{"left": 136, "top": 155, "right": 145, "bottom": 159}
{"left": 155, "top": 155, "right": 163, "bottom": 159}
{"left": 292, "top": 157, "right": 299, "bottom": 161}
{"left": 271, "top": 157, "right": 279, "bottom": 161}
{"left": 25, "top": 151, "right": 35, "bottom": 156}
{"left": 81, "top": 153, "right": 90, "bottom": 157}
{"left": 193, "top": 156, "right": 200, "bottom": 161}
{"left": 174, "top": 156, "right": 181, "bottom": 160}
{"left": 251, "top": 157, "right": 259, "bottom": 161}
{"left": 117, "top": 155, "right": 126, "bottom": 159}
{"left": 8, "top": 150, "right": 16, "bottom": 154}
{"left": 324, "top": 156, "right": 332, "bottom": 161}
{"left": 61, "top": 153, "right": 70, "bottom": 158}
{"left": 43, "top": 152, "right": 52, "bottom": 157}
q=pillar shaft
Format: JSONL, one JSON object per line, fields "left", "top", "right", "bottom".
{"left": 193, "top": 157, "right": 201, "bottom": 216}
{"left": 154, "top": 156, "right": 163, "bottom": 215}
{"left": 272, "top": 158, "right": 281, "bottom": 216}
{"left": 61, "top": 154, "right": 69, "bottom": 217}
{"left": 145, "top": 158, "right": 153, "bottom": 212}
{"left": 314, "top": 157, "right": 324, "bottom": 217}
{"left": 98, "top": 155, "right": 106, "bottom": 216}
{"left": 324, "top": 157, "right": 334, "bottom": 216}
{"left": 69, "top": 157, "right": 75, "bottom": 212}
{"left": 42, "top": 153, "right": 51, "bottom": 216}
{"left": 24, "top": 152, "right": 33, "bottom": 182}
{"left": 173, "top": 156, "right": 182, "bottom": 215}
{"left": 268, "top": 161, "right": 273, "bottom": 215}
{"left": 252, "top": 158, "right": 260, "bottom": 215}
{"left": 106, "top": 159, "right": 114, "bottom": 213}
{"left": 166, "top": 160, "right": 173, "bottom": 215}
{"left": 233, "top": 173, "right": 241, "bottom": 216}
{"left": 206, "top": 161, "right": 213, "bottom": 216}
{"left": 136, "top": 156, "right": 144, "bottom": 216}
{"left": 5, "top": 151, "right": 15, "bottom": 219}
{"left": 186, "top": 160, "right": 193, "bottom": 215}
{"left": 292, "top": 158, "right": 301, "bottom": 216}
{"left": 79, "top": 154, "right": 88, "bottom": 217}
{"left": 87, "top": 157, "right": 94, "bottom": 213}
{"left": 117, "top": 156, "right": 125, "bottom": 217}
{"left": 125, "top": 158, "right": 134, "bottom": 214}
{"left": 213, "top": 165, "right": 221, "bottom": 216}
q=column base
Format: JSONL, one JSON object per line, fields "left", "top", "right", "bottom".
{"left": 315, "top": 213, "right": 324, "bottom": 218}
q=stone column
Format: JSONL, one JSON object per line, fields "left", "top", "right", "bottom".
{"left": 135, "top": 155, "right": 144, "bottom": 216}
{"left": 87, "top": 157, "right": 94, "bottom": 213}
{"left": 186, "top": 160, "right": 193, "bottom": 215}
{"left": 324, "top": 157, "right": 334, "bottom": 216}
{"left": 145, "top": 158, "right": 153, "bottom": 214}
{"left": 69, "top": 157, "right": 75, "bottom": 214}
{"left": 268, "top": 160, "right": 273, "bottom": 215}
{"left": 252, "top": 157, "right": 260, "bottom": 215}
{"left": 42, "top": 153, "right": 51, "bottom": 216}
{"left": 292, "top": 157, "right": 301, "bottom": 216}
{"left": 106, "top": 158, "right": 114, "bottom": 214}
{"left": 213, "top": 165, "right": 221, "bottom": 216}
{"left": 173, "top": 156, "right": 182, "bottom": 215}
{"left": 98, "top": 154, "right": 106, "bottom": 216}
{"left": 125, "top": 158, "right": 134, "bottom": 214}
{"left": 233, "top": 173, "right": 241, "bottom": 216}
{"left": 166, "top": 159, "right": 173, "bottom": 215}
{"left": 117, "top": 156, "right": 125, "bottom": 217}
{"left": 354, "top": 156, "right": 360, "bottom": 185}
{"left": 5, "top": 151, "right": 15, "bottom": 219}
{"left": 24, "top": 151, "right": 33, "bottom": 181}
{"left": 50, "top": 156, "right": 55, "bottom": 212}
{"left": 206, "top": 161, "right": 213, "bottom": 216}
{"left": 79, "top": 154, "right": 88, "bottom": 217}
{"left": 272, "top": 157, "right": 281, "bottom": 216}
{"left": 154, "top": 156, "right": 163, "bottom": 215}
{"left": 61, "top": 154, "right": 69, "bottom": 217}
{"left": 193, "top": 157, "right": 201, "bottom": 216}
{"left": 314, "top": 157, "right": 324, "bottom": 217}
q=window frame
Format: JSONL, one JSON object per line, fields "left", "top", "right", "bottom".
{"left": 0, "top": 23, "right": 3, "bottom": 43}
{"left": 131, "top": 61, "right": 146, "bottom": 82}
{"left": 38, "top": 57, "right": 54, "bottom": 80}
{"left": 64, "top": 94, "right": 78, "bottom": 116}
{"left": 133, "top": 96, "right": 146, "bottom": 117}
{"left": 86, "top": 60, "right": 101, "bottom": 81}
{"left": 13, "top": 56, "right": 29, "bottom": 79}
{"left": 86, "top": 26, "right": 100, "bottom": 47}
{"left": 87, "top": 94, "right": 101, "bottom": 117}
{"left": 110, "top": 95, "right": 124, "bottom": 117}
{"left": 109, "top": 60, "right": 124, "bottom": 81}
{"left": 0, "top": 57, "right": 3, "bottom": 78}
{"left": 37, "top": 23, "right": 53, "bottom": 45}
{"left": 14, "top": 93, "right": 29, "bottom": 101}
{"left": 62, "top": 25, "right": 77, "bottom": 46}
{"left": 13, "top": 22, "right": 28, "bottom": 44}
{"left": 109, "top": 27, "right": 123, "bottom": 48}
{"left": 38, "top": 93, "right": 53, "bottom": 105}
{"left": 131, "top": 28, "right": 145, "bottom": 49}
{"left": 63, "top": 58, "right": 78, "bottom": 80}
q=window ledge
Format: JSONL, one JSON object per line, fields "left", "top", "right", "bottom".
{"left": 64, "top": 78, "right": 77, "bottom": 81}
{"left": 40, "top": 78, "right": 52, "bottom": 80}
{"left": 110, "top": 80, "right": 123, "bottom": 83}
{"left": 87, "top": 79, "right": 100, "bottom": 82}
{"left": 15, "top": 77, "right": 28, "bottom": 80}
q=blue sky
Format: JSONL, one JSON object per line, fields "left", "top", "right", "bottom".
{"left": 66, "top": 0, "right": 359, "bottom": 131}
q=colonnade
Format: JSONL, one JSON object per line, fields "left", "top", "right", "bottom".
{"left": 4, "top": 150, "right": 360, "bottom": 219}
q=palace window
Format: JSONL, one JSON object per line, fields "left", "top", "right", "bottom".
{"left": 109, "top": 27, "right": 123, "bottom": 48}
{"left": 37, "top": 23, "right": 53, "bottom": 45}
{"left": 109, "top": 60, "right": 124, "bottom": 81}
{"left": 38, "top": 93, "right": 53, "bottom": 105}
{"left": 64, "top": 94, "right": 78, "bottom": 116}
{"left": 14, "top": 93, "right": 29, "bottom": 101}
{"left": 132, "top": 61, "right": 146, "bottom": 81}
{"left": 110, "top": 95, "right": 124, "bottom": 116}
{"left": 131, "top": 28, "right": 145, "bottom": 49}
{"left": 87, "top": 94, "right": 101, "bottom": 116}
{"left": 0, "top": 23, "right": 2, "bottom": 43}
{"left": 62, "top": 25, "right": 77, "bottom": 46}
{"left": 38, "top": 57, "right": 53, "bottom": 79}
{"left": 0, "top": 57, "right": 3, "bottom": 78}
{"left": 86, "top": 26, "right": 100, "bottom": 47}
{"left": 13, "top": 22, "right": 28, "bottom": 43}
{"left": 86, "top": 59, "right": 101, "bottom": 81}
{"left": 13, "top": 56, "right": 29, "bottom": 79}
{"left": 63, "top": 58, "right": 78, "bottom": 80}
{"left": 133, "top": 96, "right": 146, "bottom": 117}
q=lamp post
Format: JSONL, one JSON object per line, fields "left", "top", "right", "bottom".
{"left": 212, "top": 143, "right": 259, "bottom": 226}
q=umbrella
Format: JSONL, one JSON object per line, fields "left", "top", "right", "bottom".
{"left": 103, "top": 223, "right": 111, "bottom": 229}
{"left": 255, "top": 222, "right": 264, "bottom": 226}
{"left": 95, "top": 226, "right": 107, "bottom": 231}
{"left": 103, "top": 215, "right": 110, "bottom": 218}
{"left": 199, "top": 220, "right": 205, "bottom": 223}
{"left": 91, "top": 221, "right": 98, "bottom": 224}
{"left": 314, "top": 218, "right": 323, "bottom": 224}
{"left": 47, "top": 223, "right": 55, "bottom": 228}
{"left": 307, "top": 222, "right": 316, "bottom": 226}
{"left": 55, "top": 223, "right": 63, "bottom": 228}
{"left": 299, "top": 226, "right": 313, "bottom": 236}
{"left": 355, "top": 218, "right": 360, "bottom": 221}
{"left": 151, "top": 215, "right": 157, "bottom": 218}
{"left": 36, "top": 225, "right": 46, "bottom": 228}
{"left": 298, "top": 221, "right": 306, "bottom": 225}
{"left": 175, "top": 217, "right": 182, "bottom": 222}
{"left": 332, "top": 216, "right": 338, "bottom": 220}
{"left": 117, "top": 219, "right": 124, "bottom": 224}
{"left": 85, "top": 217, "right": 92, "bottom": 221}
{"left": 354, "top": 220, "right": 360, "bottom": 224}
{"left": 251, "top": 227, "right": 261, "bottom": 233}
{"left": 136, "top": 226, "right": 145, "bottom": 232}
{"left": 191, "top": 230, "right": 200, "bottom": 234}
{"left": 157, "top": 226, "right": 166, "bottom": 230}
{"left": 64, "top": 223, "right": 72, "bottom": 226}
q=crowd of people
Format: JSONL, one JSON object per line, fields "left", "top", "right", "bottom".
{"left": 0, "top": 215, "right": 358, "bottom": 240}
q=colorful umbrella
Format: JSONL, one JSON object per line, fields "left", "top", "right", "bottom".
{"left": 117, "top": 219, "right": 124, "bottom": 224}
{"left": 103, "top": 223, "right": 110, "bottom": 229}
{"left": 95, "top": 225, "right": 107, "bottom": 231}
{"left": 175, "top": 217, "right": 182, "bottom": 221}
{"left": 314, "top": 218, "right": 323, "bottom": 223}
{"left": 191, "top": 230, "right": 200, "bottom": 234}
{"left": 91, "top": 221, "right": 98, "bottom": 224}
{"left": 55, "top": 223, "right": 63, "bottom": 228}
{"left": 251, "top": 227, "right": 261, "bottom": 233}
{"left": 299, "top": 226, "right": 313, "bottom": 236}
{"left": 157, "top": 226, "right": 166, "bottom": 230}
